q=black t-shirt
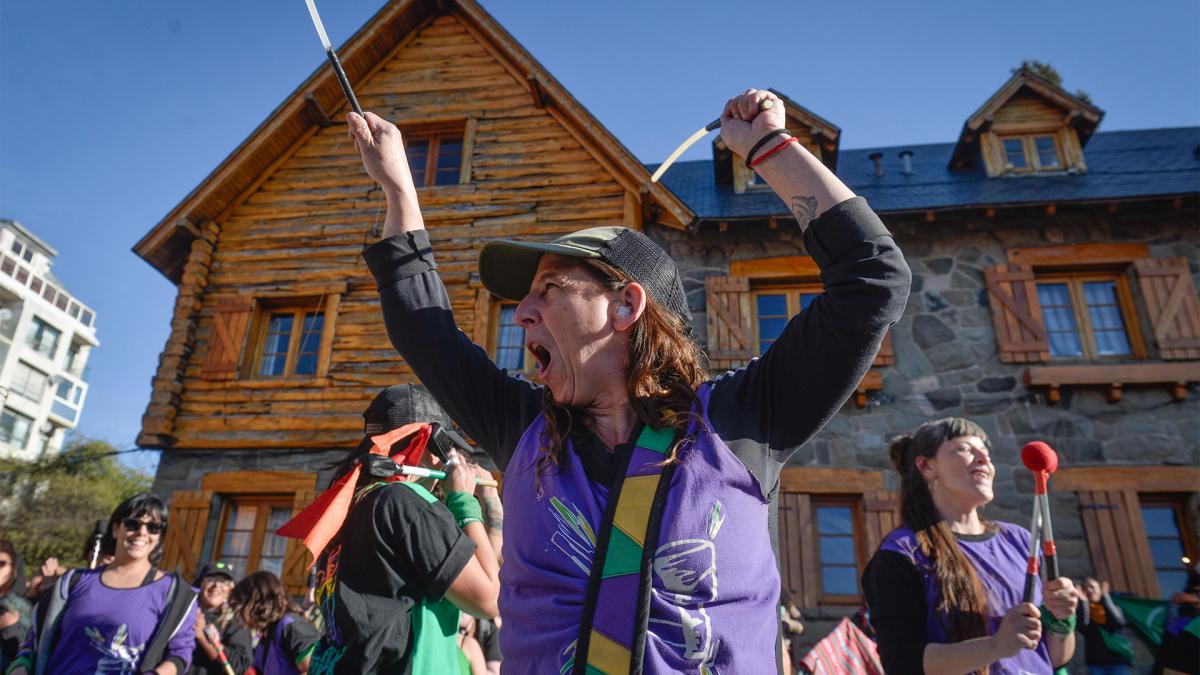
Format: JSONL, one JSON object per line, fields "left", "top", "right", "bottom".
{"left": 187, "top": 609, "right": 253, "bottom": 675}
{"left": 310, "top": 481, "right": 475, "bottom": 674}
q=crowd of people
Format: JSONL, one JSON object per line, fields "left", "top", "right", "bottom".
{"left": 1, "top": 89, "right": 1197, "bottom": 674}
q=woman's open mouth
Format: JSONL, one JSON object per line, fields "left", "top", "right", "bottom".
{"left": 527, "top": 343, "right": 552, "bottom": 375}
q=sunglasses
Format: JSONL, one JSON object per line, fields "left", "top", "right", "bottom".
{"left": 121, "top": 517, "right": 165, "bottom": 535}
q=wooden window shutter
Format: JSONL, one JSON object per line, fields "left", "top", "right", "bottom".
{"left": 778, "top": 492, "right": 818, "bottom": 608}
{"left": 1078, "top": 491, "right": 1157, "bottom": 597}
{"left": 862, "top": 490, "right": 900, "bottom": 557}
{"left": 705, "top": 276, "right": 754, "bottom": 370}
{"left": 984, "top": 264, "right": 1050, "bottom": 363}
{"left": 872, "top": 330, "right": 895, "bottom": 367}
{"left": 1134, "top": 258, "right": 1200, "bottom": 360}
{"left": 282, "top": 488, "right": 317, "bottom": 596}
{"left": 161, "top": 490, "right": 213, "bottom": 582}
{"left": 201, "top": 297, "right": 254, "bottom": 379}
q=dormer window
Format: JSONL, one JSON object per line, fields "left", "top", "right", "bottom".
{"left": 949, "top": 69, "right": 1102, "bottom": 177}
{"left": 1001, "top": 134, "right": 1063, "bottom": 173}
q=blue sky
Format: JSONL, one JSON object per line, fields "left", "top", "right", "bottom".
{"left": 1, "top": 0, "right": 1197, "bottom": 474}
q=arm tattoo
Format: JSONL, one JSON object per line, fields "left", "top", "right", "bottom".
{"left": 791, "top": 196, "right": 818, "bottom": 230}
{"left": 482, "top": 495, "right": 503, "bottom": 531}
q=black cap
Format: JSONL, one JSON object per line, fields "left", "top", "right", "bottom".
{"left": 193, "top": 560, "right": 236, "bottom": 586}
{"left": 478, "top": 226, "right": 693, "bottom": 330}
{"left": 363, "top": 384, "right": 453, "bottom": 436}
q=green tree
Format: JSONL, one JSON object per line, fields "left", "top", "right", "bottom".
{"left": 0, "top": 437, "right": 152, "bottom": 569}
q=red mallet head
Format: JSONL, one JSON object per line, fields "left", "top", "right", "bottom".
{"left": 1021, "top": 441, "right": 1059, "bottom": 495}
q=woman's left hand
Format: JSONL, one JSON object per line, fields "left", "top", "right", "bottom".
{"left": 1044, "top": 577, "right": 1079, "bottom": 620}
{"left": 719, "top": 89, "right": 787, "bottom": 159}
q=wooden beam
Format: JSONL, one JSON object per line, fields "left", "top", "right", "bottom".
{"left": 1007, "top": 243, "right": 1150, "bottom": 267}
{"left": 201, "top": 470, "right": 317, "bottom": 494}
{"left": 1025, "top": 362, "right": 1200, "bottom": 402}
{"left": 730, "top": 255, "right": 820, "bottom": 280}
{"left": 526, "top": 74, "right": 546, "bottom": 108}
{"left": 302, "top": 94, "right": 333, "bottom": 128}
{"left": 780, "top": 467, "right": 886, "bottom": 494}
{"left": 1054, "top": 466, "right": 1200, "bottom": 493}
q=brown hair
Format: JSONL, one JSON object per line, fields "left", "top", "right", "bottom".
{"left": 889, "top": 417, "right": 993, "bottom": 670}
{"left": 229, "top": 570, "right": 301, "bottom": 632}
{"left": 537, "top": 258, "right": 708, "bottom": 484}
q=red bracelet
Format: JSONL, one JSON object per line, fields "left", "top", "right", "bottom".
{"left": 748, "top": 136, "right": 799, "bottom": 169}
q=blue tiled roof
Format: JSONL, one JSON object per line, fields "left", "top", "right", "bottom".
{"left": 648, "top": 127, "right": 1200, "bottom": 219}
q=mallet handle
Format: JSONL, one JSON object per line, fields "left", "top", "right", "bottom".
{"left": 325, "top": 49, "right": 363, "bottom": 116}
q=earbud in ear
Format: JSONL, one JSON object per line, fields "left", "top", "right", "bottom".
{"left": 616, "top": 306, "right": 632, "bottom": 318}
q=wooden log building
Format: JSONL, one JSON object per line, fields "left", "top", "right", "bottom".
{"left": 135, "top": 0, "right": 1199, "bottom": 660}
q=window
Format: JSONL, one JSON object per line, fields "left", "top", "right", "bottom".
{"left": 216, "top": 498, "right": 294, "bottom": 577}
{"left": 814, "top": 499, "right": 865, "bottom": 601}
{"left": 9, "top": 361, "right": 48, "bottom": 403}
{"left": 405, "top": 125, "right": 465, "bottom": 187}
{"left": 0, "top": 408, "right": 33, "bottom": 449}
{"left": 776, "top": 469, "right": 895, "bottom": 608}
{"left": 25, "top": 317, "right": 60, "bottom": 358}
{"left": 1000, "top": 134, "right": 1062, "bottom": 173}
{"left": 492, "top": 304, "right": 528, "bottom": 372}
{"left": 51, "top": 378, "right": 84, "bottom": 424}
{"left": 1034, "top": 274, "right": 1140, "bottom": 359}
{"left": 1140, "top": 499, "right": 1197, "bottom": 599}
{"left": 754, "top": 288, "right": 820, "bottom": 354}
{"left": 253, "top": 306, "right": 325, "bottom": 378}
{"left": 10, "top": 240, "right": 32, "bottom": 264}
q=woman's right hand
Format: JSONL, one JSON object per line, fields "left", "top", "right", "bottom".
{"left": 446, "top": 450, "right": 477, "bottom": 495}
{"left": 990, "top": 603, "right": 1043, "bottom": 659}
{"left": 346, "top": 111, "right": 416, "bottom": 197}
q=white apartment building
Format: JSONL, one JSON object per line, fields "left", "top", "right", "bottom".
{"left": 0, "top": 220, "right": 98, "bottom": 459}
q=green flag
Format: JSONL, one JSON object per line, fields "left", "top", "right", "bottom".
{"left": 1111, "top": 595, "right": 1169, "bottom": 646}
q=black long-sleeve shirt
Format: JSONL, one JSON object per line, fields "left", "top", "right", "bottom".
{"left": 362, "top": 196, "right": 910, "bottom": 503}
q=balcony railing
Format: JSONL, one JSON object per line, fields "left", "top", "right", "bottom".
{"left": 0, "top": 254, "right": 95, "bottom": 328}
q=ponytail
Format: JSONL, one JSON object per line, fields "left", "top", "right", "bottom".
{"left": 889, "top": 418, "right": 993, "bottom": 674}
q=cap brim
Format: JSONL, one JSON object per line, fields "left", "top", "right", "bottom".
{"left": 478, "top": 239, "right": 601, "bottom": 302}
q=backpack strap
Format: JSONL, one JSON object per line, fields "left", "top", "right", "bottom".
{"left": 572, "top": 425, "right": 680, "bottom": 675}
{"left": 138, "top": 572, "right": 198, "bottom": 670}
{"left": 32, "top": 569, "right": 77, "bottom": 675}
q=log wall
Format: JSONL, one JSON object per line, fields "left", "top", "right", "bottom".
{"left": 167, "top": 14, "right": 638, "bottom": 449}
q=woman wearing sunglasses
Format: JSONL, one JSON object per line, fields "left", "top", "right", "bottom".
{"left": 7, "top": 493, "right": 199, "bottom": 675}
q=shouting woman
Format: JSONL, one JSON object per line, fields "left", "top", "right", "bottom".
{"left": 348, "top": 89, "right": 910, "bottom": 673}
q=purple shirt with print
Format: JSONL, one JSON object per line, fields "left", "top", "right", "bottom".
{"left": 879, "top": 522, "right": 1052, "bottom": 675}
{"left": 498, "top": 384, "right": 780, "bottom": 674}
{"left": 44, "top": 568, "right": 196, "bottom": 674}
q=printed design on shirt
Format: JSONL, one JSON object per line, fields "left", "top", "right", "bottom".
{"left": 651, "top": 538, "right": 720, "bottom": 672}
{"left": 548, "top": 496, "right": 596, "bottom": 575}
{"left": 558, "top": 639, "right": 577, "bottom": 675}
{"left": 83, "top": 624, "right": 143, "bottom": 675}
{"left": 308, "top": 543, "right": 346, "bottom": 675}
{"left": 707, "top": 500, "right": 725, "bottom": 539}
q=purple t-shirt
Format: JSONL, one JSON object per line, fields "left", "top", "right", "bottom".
{"left": 44, "top": 568, "right": 197, "bottom": 674}
{"left": 877, "top": 522, "right": 1052, "bottom": 675}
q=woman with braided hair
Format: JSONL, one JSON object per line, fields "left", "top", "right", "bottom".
{"left": 863, "top": 418, "right": 1079, "bottom": 674}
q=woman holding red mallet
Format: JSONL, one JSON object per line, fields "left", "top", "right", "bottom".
{"left": 863, "top": 418, "right": 1078, "bottom": 674}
